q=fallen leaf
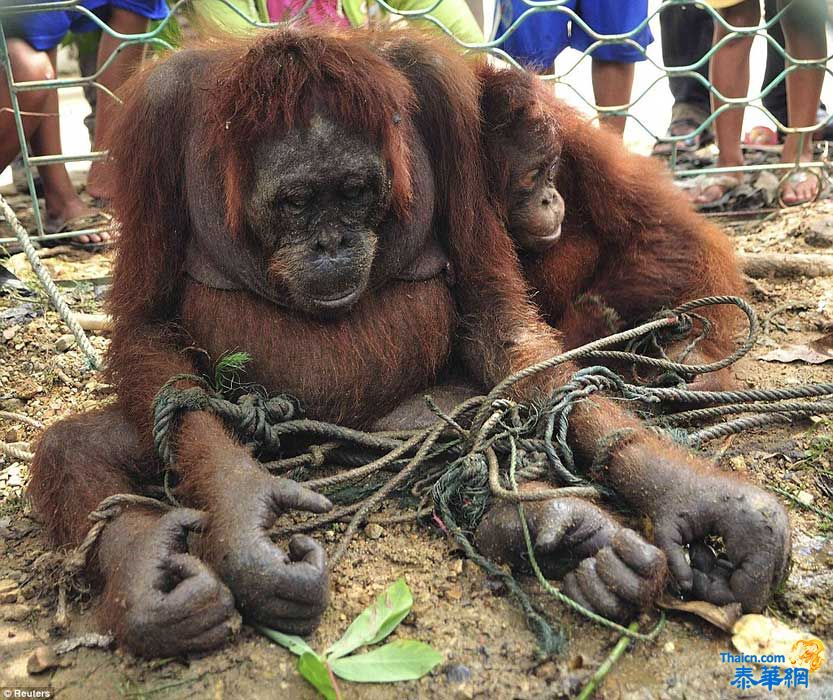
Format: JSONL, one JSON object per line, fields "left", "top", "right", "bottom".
{"left": 658, "top": 595, "right": 742, "bottom": 632}
{"left": 732, "top": 615, "right": 829, "bottom": 669}
{"left": 759, "top": 334, "right": 833, "bottom": 364}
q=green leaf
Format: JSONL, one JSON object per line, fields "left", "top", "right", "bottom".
{"left": 330, "top": 640, "right": 443, "bottom": 683}
{"left": 257, "top": 626, "right": 317, "bottom": 657}
{"left": 326, "top": 578, "right": 413, "bottom": 661}
{"left": 298, "top": 652, "right": 340, "bottom": 700}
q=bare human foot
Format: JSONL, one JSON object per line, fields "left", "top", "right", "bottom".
{"left": 688, "top": 173, "right": 743, "bottom": 208}
{"left": 44, "top": 195, "right": 111, "bottom": 246}
{"left": 780, "top": 169, "right": 821, "bottom": 206}
{"left": 780, "top": 133, "right": 821, "bottom": 206}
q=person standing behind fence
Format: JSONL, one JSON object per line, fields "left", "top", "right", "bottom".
{"left": 695, "top": 0, "right": 827, "bottom": 207}
{"left": 495, "top": 0, "right": 653, "bottom": 136}
{"left": 2, "top": 1, "right": 167, "bottom": 248}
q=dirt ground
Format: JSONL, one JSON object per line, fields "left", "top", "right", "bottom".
{"left": 1, "top": 193, "right": 832, "bottom": 699}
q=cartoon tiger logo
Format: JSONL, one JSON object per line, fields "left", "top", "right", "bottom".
{"left": 789, "top": 639, "right": 826, "bottom": 673}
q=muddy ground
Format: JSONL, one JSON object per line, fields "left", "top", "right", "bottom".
{"left": 1, "top": 192, "right": 832, "bottom": 699}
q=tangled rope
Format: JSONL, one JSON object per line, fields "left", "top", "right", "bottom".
{"left": 77, "top": 296, "right": 833, "bottom": 655}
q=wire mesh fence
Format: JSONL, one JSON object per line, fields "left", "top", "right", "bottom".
{"left": 1, "top": 0, "right": 832, "bottom": 253}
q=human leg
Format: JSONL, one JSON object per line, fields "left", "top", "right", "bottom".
{"left": 778, "top": 0, "right": 827, "bottom": 204}
{"left": 591, "top": 59, "right": 634, "bottom": 135}
{"left": 85, "top": 6, "right": 152, "bottom": 200}
{"left": 695, "top": 0, "right": 760, "bottom": 205}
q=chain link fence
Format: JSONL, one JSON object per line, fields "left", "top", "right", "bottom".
{"left": 2, "top": 0, "right": 832, "bottom": 247}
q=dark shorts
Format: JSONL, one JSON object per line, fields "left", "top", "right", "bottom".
{"left": 497, "top": 0, "right": 654, "bottom": 68}
{"left": 4, "top": 0, "right": 169, "bottom": 51}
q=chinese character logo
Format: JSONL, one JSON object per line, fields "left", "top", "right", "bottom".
{"left": 789, "top": 639, "right": 826, "bottom": 673}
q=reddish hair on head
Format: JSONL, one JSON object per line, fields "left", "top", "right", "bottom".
{"left": 203, "top": 27, "right": 417, "bottom": 235}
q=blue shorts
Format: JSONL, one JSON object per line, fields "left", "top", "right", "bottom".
{"left": 497, "top": 0, "right": 653, "bottom": 68}
{"left": 4, "top": 1, "right": 169, "bottom": 51}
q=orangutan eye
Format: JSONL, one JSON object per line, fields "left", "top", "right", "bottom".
{"left": 519, "top": 169, "right": 540, "bottom": 190}
{"left": 548, "top": 160, "right": 559, "bottom": 179}
{"left": 283, "top": 195, "right": 307, "bottom": 212}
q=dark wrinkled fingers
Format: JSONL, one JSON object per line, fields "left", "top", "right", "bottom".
{"left": 653, "top": 521, "right": 693, "bottom": 595}
{"left": 272, "top": 479, "right": 332, "bottom": 515}
{"left": 613, "top": 529, "right": 667, "bottom": 578}
{"left": 561, "top": 571, "right": 594, "bottom": 611}
{"left": 159, "top": 508, "right": 209, "bottom": 554}
{"left": 274, "top": 562, "right": 330, "bottom": 609}
{"left": 163, "top": 556, "right": 232, "bottom": 609}
{"left": 183, "top": 616, "right": 240, "bottom": 653}
{"left": 533, "top": 518, "right": 571, "bottom": 555}
{"left": 267, "top": 612, "right": 324, "bottom": 636}
{"left": 571, "top": 558, "right": 630, "bottom": 621}
{"left": 689, "top": 541, "right": 717, "bottom": 574}
{"left": 289, "top": 534, "right": 327, "bottom": 570}
{"left": 692, "top": 567, "right": 736, "bottom": 605}
{"left": 533, "top": 498, "right": 615, "bottom": 558}
{"left": 722, "top": 491, "right": 791, "bottom": 612}
{"left": 595, "top": 547, "right": 652, "bottom": 607}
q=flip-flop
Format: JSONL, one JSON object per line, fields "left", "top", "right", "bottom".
{"left": 688, "top": 174, "right": 746, "bottom": 211}
{"left": 653, "top": 118, "right": 714, "bottom": 156}
{"left": 43, "top": 211, "right": 113, "bottom": 251}
{"left": 778, "top": 167, "right": 824, "bottom": 207}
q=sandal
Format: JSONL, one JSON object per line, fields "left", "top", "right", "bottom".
{"left": 778, "top": 168, "right": 824, "bottom": 207}
{"left": 653, "top": 118, "right": 714, "bottom": 156}
{"left": 43, "top": 210, "right": 113, "bottom": 252}
{"left": 685, "top": 173, "right": 746, "bottom": 210}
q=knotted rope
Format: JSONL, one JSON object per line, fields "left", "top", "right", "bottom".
{"left": 74, "top": 297, "right": 833, "bottom": 655}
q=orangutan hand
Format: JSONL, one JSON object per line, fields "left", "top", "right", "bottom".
{"left": 622, "top": 443, "right": 792, "bottom": 612}
{"left": 203, "top": 471, "right": 332, "bottom": 634}
{"left": 475, "top": 494, "right": 666, "bottom": 622}
{"left": 99, "top": 508, "right": 238, "bottom": 657}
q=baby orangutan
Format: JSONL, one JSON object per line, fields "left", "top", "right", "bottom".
{"left": 478, "top": 63, "right": 746, "bottom": 389}
{"left": 465, "top": 63, "right": 791, "bottom": 619}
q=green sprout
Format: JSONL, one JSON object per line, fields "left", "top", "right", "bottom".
{"left": 260, "top": 578, "right": 442, "bottom": 699}
{"left": 213, "top": 351, "right": 252, "bottom": 394}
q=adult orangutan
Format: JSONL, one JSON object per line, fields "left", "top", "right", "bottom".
{"left": 477, "top": 63, "right": 745, "bottom": 389}
{"left": 27, "top": 29, "right": 666, "bottom": 657}
{"left": 26, "top": 29, "right": 787, "bottom": 659}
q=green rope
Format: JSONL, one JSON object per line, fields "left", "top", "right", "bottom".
{"left": 146, "top": 296, "right": 832, "bottom": 657}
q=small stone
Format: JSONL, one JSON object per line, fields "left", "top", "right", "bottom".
{"left": 27, "top": 646, "right": 69, "bottom": 674}
{"left": 0, "top": 591, "right": 18, "bottom": 604}
{"left": 55, "top": 334, "right": 76, "bottom": 352}
{"left": 15, "top": 379, "right": 40, "bottom": 401}
{"left": 728, "top": 455, "right": 747, "bottom": 472}
{"left": 449, "top": 559, "right": 463, "bottom": 577}
{"left": 805, "top": 220, "right": 833, "bottom": 248}
{"left": 534, "top": 661, "right": 558, "bottom": 679}
{"left": 663, "top": 641, "right": 676, "bottom": 654}
{"left": 454, "top": 684, "right": 474, "bottom": 700}
{"left": 364, "top": 523, "right": 384, "bottom": 540}
{"left": 797, "top": 490, "right": 814, "bottom": 506}
{"left": 444, "top": 663, "right": 472, "bottom": 684}
{"left": 0, "top": 398, "right": 24, "bottom": 412}
{"left": 2, "top": 326, "right": 18, "bottom": 341}
{"left": 2, "top": 603, "right": 31, "bottom": 622}
{"left": 443, "top": 584, "right": 462, "bottom": 601}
